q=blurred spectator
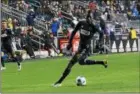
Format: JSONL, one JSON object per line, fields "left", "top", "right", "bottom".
{"left": 20, "top": 30, "right": 35, "bottom": 59}
{"left": 137, "top": 3, "right": 140, "bottom": 13}
{"left": 115, "top": 21, "right": 122, "bottom": 29}
{"left": 13, "top": 0, "right": 29, "bottom": 12}
{"left": 51, "top": 18, "right": 60, "bottom": 37}
{"left": 100, "top": 16, "right": 106, "bottom": 33}
{"left": 105, "top": 23, "right": 112, "bottom": 45}
{"left": 127, "top": 9, "right": 132, "bottom": 20}
{"left": 129, "top": 27, "right": 137, "bottom": 39}
{"left": 132, "top": 6, "right": 139, "bottom": 17}
{"left": 129, "top": 27, "right": 138, "bottom": 52}
{"left": 42, "top": 32, "right": 55, "bottom": 57}
{"left": 13, "top": 18, "right": 21, "bottom": 35}
{"left": 27, "top": 26, "right": 34, "bottom": 35}
{"left": 110, "top": 29, "right": 115, "bottom": 41}
{"left": 2, "top": 0, "right": 8, "bottom": 4}
{"left": 7, "top": 18, "right": 13, "bottom": 30}
{"left": 26, "top": 9, "right": 36, "bottom": 27}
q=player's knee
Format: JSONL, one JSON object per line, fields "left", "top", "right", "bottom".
{"left": 78, "top": 59, "right": 85, "bottom": 65}
{"left": 70, "top": 58, "right": 77, "bottom": 64}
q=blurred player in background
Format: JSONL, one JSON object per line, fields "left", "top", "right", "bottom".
{"left": 1, "top": 20, "right": 22, "bottom": 71}
{"left": 42, "top": 32, "right": 63, "bottom": 57}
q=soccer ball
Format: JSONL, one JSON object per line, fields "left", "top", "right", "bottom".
{"left": 76, "top": 76, "right": 86, "bottom": 86}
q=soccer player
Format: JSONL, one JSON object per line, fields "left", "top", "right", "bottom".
{"left": 53, "top": 7, "right": 108, "bottom": 87}
{"left": 42, "top": 32, "right": 63, "bottom": 57}
{"left": 1, "top": 20, "right": 22, "bottom": 71}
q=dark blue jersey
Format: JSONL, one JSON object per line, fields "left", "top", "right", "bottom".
{"left": 1, "top": 29, "right": 13, "bottom": 45}
{"left": 69, "top": 20, "right": 103, "bottom": 46}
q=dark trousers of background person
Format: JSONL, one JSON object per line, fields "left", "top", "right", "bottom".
{"left": 105, "top": 35, "right": 110, "bottom": 46}
{"left": 129, "top": 38, "right": 138, "bottom": 52}
{"left": 44, "top": 43, "right": 52, "bottom": 57}
{"left": 24, "top": 45, "right": 35, "bottom": 58}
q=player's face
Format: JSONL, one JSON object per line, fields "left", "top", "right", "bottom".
{"left": 2, "top": 22, "right": 7, "bottom": 30}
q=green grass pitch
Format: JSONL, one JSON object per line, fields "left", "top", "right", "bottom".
{"left": 1, "top": 52, "right": 140, "bottom": 93}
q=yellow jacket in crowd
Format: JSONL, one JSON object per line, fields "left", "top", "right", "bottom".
{"left": 130, "top": 28, "right": 137, "bottom": 39}
{"left": 7, "top": 18, "right": 13, "bottom": 30}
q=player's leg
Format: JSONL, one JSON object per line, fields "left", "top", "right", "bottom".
{"left": 1, "top": 57, "right": 5, "bottom": 67}
{"left": 44, "top": 43, "right": 52, "bottom": 57}
{"left": 45, "top": 46, "right": 52, "bottom": 57}
{"left": 1, "top": 52, "right": 5, "bottom": 68}
{"left": 8, "top": 47, "right": 22, "bottom": 70}
{"left": 27, "top": 47, "right": 35, "bottom": 59}
{"left": 78, "top": 49, "right": 108, "bottom": 68}
{"left": 47, "top": 48, "right": 52, "bottom": 57}
{"left": 50, "top": 43, "right": 60, "bottom": 55}
{"left": 50, "top": 43, "right": 63, "bottom": 56}
{"left": 15, "top": 50, "right": 24, "bottom": 62}
{"left": 53, "top": 52, "right": 79, "bottom": 86}
{"left": 24, "top": 45, "right": 35, "bottom": 59}
{"left": 1, "top": 57, "right": 6, "bottom": 70}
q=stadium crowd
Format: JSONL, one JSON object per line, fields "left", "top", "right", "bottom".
{"left": 1, "top": 0, "right": 140, "bottom": 64}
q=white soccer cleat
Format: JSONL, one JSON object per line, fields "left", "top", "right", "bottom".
{"left": 1, "top": 67, "right": 6, "bottom": 71}
{"left": 52, "top": 83, "right": 62, "bottom": 87}
{"left": 18, "top": 65, "right": 22, "bottom": 71}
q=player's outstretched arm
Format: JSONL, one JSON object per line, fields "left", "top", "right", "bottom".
{"left": 67, "top": 22, "right": 81, "bottom": 50}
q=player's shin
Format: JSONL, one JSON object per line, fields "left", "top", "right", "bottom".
{"left": 13, "top": 53, "right": 22, "bottom": 67}
{"left": 79, "top": 59, "right": 108, "bottom": 68}
{"left": 1, "top": 60, "right": 5, "bottom": 67}
{"left": 1, "top": 58, "right": 6, "bottom": 70}
{"left": 16, "top": 55, "right": 23, "bottom": 70}
{"left": 15, "top": 56, "right": 21, "bottom": 66}
{"left": 54, "top": 60, "right": 76, "bottom": 84}
{"left": 54, "top": 54, "right": 78, "bottom": 86}
{"left": 55, "top": 68, "right": 71, "bottom": 84}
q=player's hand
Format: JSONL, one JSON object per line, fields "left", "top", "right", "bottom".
{"left": 67, "top": 43, "right": 72, "bottom": 50}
